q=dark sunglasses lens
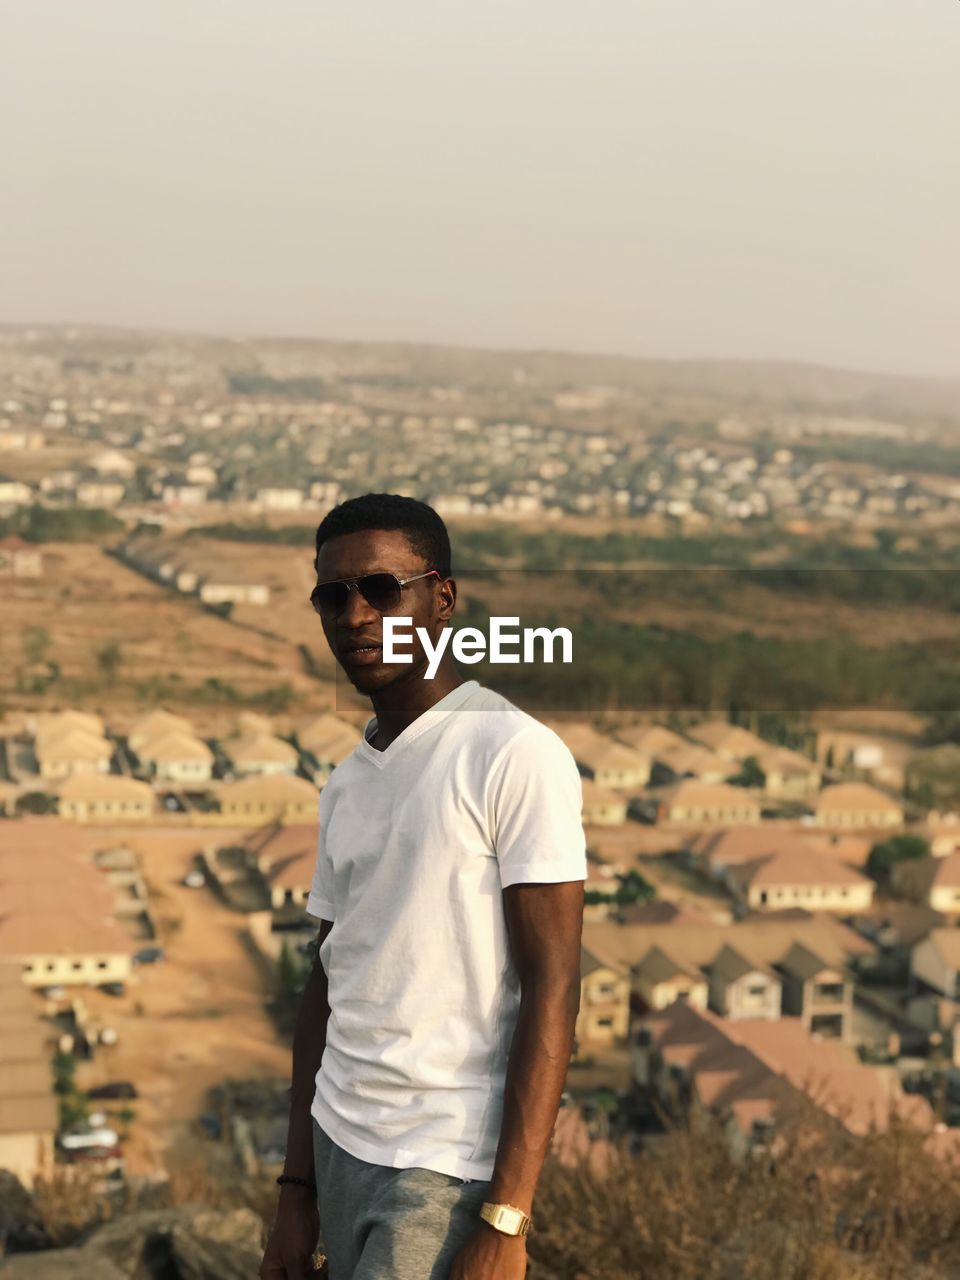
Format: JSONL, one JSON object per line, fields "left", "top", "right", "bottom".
{"left": 313, "top": 582, "right": 349, "bottom": 615}
{"left": 358, "top": 573, "right": 401, "bottom": 612}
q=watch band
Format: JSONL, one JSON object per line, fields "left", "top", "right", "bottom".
{"left": 479, "top": 1201, "right": 532, "bottom": 1237}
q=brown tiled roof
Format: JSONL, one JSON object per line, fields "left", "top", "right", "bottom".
{"left": 58, "top": 774, "right": 153, "bottom": 804}
{"left": 816, "top": 782, "right": 902, "bottom": 815}
{"left": 582, "top": 916, "right": 873, "bottom": 975}
{"left": 574, "top": 740, "right": 648, "bottom": 774}
{"left": 0, "top": 1094, "right": 58, "bottom": 1135}
{"left": 220, "top": 774, "right": 319, "bottom": 805}
{"left": 687, "top": 721, "right": 768, "bottom": 758}
{"left": 0, "top": 908, "right": 131, "bottom": 957}
{"left": 729, "top": 848, "right": 873, "bottom": 892}
{"left": 614, "top": 723, "right": 689, "bottom": 756}
{"left": 225, "top": 733, "right": 299, "bottom": 766}
{"left": 137, "top": 730, "right": 213, "bottom": 764}
{"left": 666, "top": 779, "right": 760, "bottom": 805}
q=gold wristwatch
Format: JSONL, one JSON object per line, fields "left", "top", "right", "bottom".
{"left": 479, "top": 1201, "right": 532, "bottom": 1237}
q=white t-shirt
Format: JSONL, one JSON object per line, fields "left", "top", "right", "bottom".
{"left": 305, "top": 679, "right": 587, "bottom": 1181}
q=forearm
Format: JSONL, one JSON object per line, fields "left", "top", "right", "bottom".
{"left": 487, "top": 977, "right": 580, "bottom": 1214}
{"left": 282, "top": 957, "right": 331, "bottom": 1180}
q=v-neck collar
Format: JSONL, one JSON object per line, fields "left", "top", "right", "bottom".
{"left": 356, "top": 680, "right": 479, "bottom": 768}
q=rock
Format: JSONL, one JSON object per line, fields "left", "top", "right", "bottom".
{"left": 1, "top": 1205, "right": 265, "bottom": 1280}
{"left": 0, "top": 1171, "right": 51, "bottom": 1254}
{"left": 0, "top": 1250, "right": 126, "bottom": 1279}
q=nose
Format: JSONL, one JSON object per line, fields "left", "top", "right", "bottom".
{"left": 340, "top": 583, "right": 379, "bottom": 629}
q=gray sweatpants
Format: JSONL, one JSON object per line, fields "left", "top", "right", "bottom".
{"left": 312, "top": 1118, "right": 493, "bottom": 1279}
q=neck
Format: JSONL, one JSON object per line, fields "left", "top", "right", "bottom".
{"left": 369, "top": 660, "right": 464, "bottom": 748}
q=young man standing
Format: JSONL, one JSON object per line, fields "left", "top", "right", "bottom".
{"left": 260, "top": 494, "right": 586, "bottom": 1280}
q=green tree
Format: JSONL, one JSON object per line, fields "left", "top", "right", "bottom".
{"left": 867, "top": 834, "right": 929, "bottom": 888}
{"left": 96, "top": 640, "right": 123, "bottom": 684}
{"left": 23, "top": 625, "right": 51, "bottom": 666}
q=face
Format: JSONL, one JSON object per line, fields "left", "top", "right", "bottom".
{"left": 313, "top": 528, "right": 456, "bottom": 695}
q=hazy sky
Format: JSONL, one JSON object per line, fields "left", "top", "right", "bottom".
{"left": 1, "top": 1, "right": 957, "bottom": 378}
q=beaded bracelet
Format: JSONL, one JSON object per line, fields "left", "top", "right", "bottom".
{"left": 277, "top": 1173, "right": 318, "bottom": 1191}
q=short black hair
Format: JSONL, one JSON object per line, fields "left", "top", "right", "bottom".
{"left": 314, "top": 493, "right": 452, "bottom": 577}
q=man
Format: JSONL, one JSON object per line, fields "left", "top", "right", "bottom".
{"left": 260, "top": 493, "right": 586, "bottom": 1280}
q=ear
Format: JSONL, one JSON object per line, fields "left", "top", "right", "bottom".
{"left": 436, "top": 575, "right": 457, "bottom": 623}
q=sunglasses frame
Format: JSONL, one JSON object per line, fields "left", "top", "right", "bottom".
{"left": 310, "top": 569, "right": 441, "bottom": 619}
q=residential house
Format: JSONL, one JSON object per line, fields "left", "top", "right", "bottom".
{"left": 256, "top": 487, "right": 305, "bottom": 511}
{"left": 0, "top": 479, "right": 33, "bottom": 508}
{"left": 894, "top": 853, "right": 960, "bottom": 915}
{"left": 582, "top": 916, "right": 871, "bottom": 1042}
{"left": 576, "top": 948, "right": 631, "bottom": 1050}
{"left": 635, "top": 947, "right": 709, "bottom": 1012}
{"left": 920, "top": 812, "right": 960, "bottom": 858}
{"left": 218, "top": 774, "right": 319, "bottom": 825}
{"left": 573, "top": 740, "right": 650, "bottom": 792}
{"left": 0, "top": 534, "right": 42, "bottom": 577}
{"left": 137, "top": 731, "right": 214, "bottom": 784}
{"left": 814, "top": 781, "right": 903, "bottom": 829}
{"left": 581, "top": 779, "right": 627, "bottom": 827}
{"left": 32, "top": 709, "right": 105, "bottom": 740}
{"left": 34, "top": 726, "right": 113, "bottom": 780}
{"left": 908, "top": 930, "right": 960, "bottom": 1065}
{"left": 755, "top": 746, "right": 821, "bottom": 799}
{"left": 58, "top": 775, "right": 154, "bottom": 823}
{"left": 76, "top": 479, "right": 125, "bottom": 507}
{"left": 224, "top": 733, "right": 299, "bottom": 777}
{"left": 686, "top": 720, "right": 769, "bottom": 761}
{"left": 127, "top": 708, "right": 194, "bottom": 756}
{"left": 726, "top": 848, "right": 874, "bottom": 914}
{"left": 779, "top": 942, "right": 850, "bottom": 1038}
{"left": 89, "top": 448, "right": 135, "bottom": 478}
{"left": 0, "top": 967, "right": 57, "bottom": 1188}
{"left": 635, "top": 1001, "right": 932, "bottom": 1158}
{"left": 0, "top": 899, "right": 132, "bottom": 989}
{"left": 651, "top": 741, "right": 733, "bottom": 786}
{"left": 298, "top": 713, "right": 359, "bottom": 756}
{"left": 691, "top": 825, "right": 872, "bottom": 879}
{"left": 198, "top": 575, "right": 270, "bottom": 607}
{"left": 658, "top": 780, "right": 762, "bottom": 827}
{"left": 708, "top": 945, "right": 782, "bottom": 1021}
{"left": 614, "top": 723, "right": 689, "bottom": 758}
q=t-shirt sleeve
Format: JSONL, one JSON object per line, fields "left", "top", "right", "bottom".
{"left": 305, "top": 792, "right": 336, "bottom": 921}
{"left": 489, "top": 725, "right": 587, "bottom": 889}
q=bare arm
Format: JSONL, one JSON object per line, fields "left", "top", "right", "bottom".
{"left": 487, "top": 879, "right": 584, "bottom": 1215}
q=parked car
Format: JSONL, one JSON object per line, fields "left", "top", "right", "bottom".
{"left": 87, "top": 1081, "right": 138, "bottom": 1101}
{"left": 60, "top": 1126, "right": 119, "bottom": 1151}
{"left": 40, "top": 985, "right": 66, "bottom": 1000}
{"left": 182, "top": 870, "right": 205, "bottom": 889}
{"left": 133, "top": 946, "right": 165, "bottom": 965}
{"left": 98, "top": 982, "right": 126, "bottom": 996}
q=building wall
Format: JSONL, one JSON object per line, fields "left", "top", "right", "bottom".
{"left": 711, "top": 972, "right": 782, "bottom": 1021}
{"left": 929, "top": 886, "right": 960, "bottom": 915}
{"left": 60, "top": 796, "right": 153, "bottom": 823}
{"left": 19, "top": 952, "right": 132, "bottom": 987}
{"left": 815, "top": 809, "right": 902, "bottom": 828}
{"left": 40, "top": 756, "right": 110, "bottom": 780}
{"left": 912, "top": 938, "right": 956, "bottom": 998}
{"left": 644, "top": 977, "right": 709, "bottom": 1011}
{"left": 153, "top": 758, "right": 213, "bottom": 783}
{"left": 746, "top": 882, "right": 873, "bottom": 913}
{"left": 0, "top": 1132, "right": 54, "bottom": 1190}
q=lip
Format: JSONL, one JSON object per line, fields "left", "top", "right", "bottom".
{"left": 339, "top": 643, "right": 383, "bottom": 667}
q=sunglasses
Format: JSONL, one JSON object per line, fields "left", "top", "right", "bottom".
{"left": 309, "top": 570, "right": 440, "bottom": 619}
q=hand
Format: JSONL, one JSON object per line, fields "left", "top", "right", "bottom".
{"left": 448, "top": 1222, "right": 528, "bottom": 1279}
{"left": 259, "top": 1187, "right": 322, "bottom": 1279}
